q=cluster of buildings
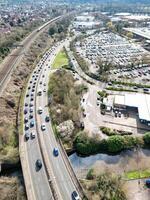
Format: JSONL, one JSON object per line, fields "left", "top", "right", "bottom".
{"left": 0, "top": 3, "right": 51, "bottom": 34}
{"left": 110, "top": 13, "right": 150, "bottom": 27}
{"left": 104, "top": 93, "right": 150, "bottom": 126}
{"left": 75, "top": 32, "right": 148, "bottom": 66}
{"left": 72, "top": 13, "right": 102, "bottom": 31}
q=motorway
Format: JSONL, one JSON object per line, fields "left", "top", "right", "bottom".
{"left": 0, "top": 16, "right": 61, "bottom": 96}
{"left": 21, "top": 39, "right": 81, "bottom": 200}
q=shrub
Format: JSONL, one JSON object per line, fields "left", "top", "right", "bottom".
{"left": 143, "top": 132, "right": 150, "bottom": 146}
{"left": 86, "top": 168, "right": 95, "bottom": 180}
{"left": 107, "top": 136, "right": 125, "bottom": 153}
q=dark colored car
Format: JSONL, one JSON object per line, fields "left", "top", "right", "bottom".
{"left": 53, "top": 148, "right": 59, "bottom": 157}
{"left": 25, "top": 124, "right": 29, "bottom": 130}
{"left": 24, "top": 109, "right": 28, "bottom": 114}
{"left": 25, "top": 132, "right": 30, "bottom": 141}
{"left": 72, "top": 191, "right": 80, "bottom": 200}
{"left": 24, "top": 117, "right": 28, "bottom": 123}
{"left": 145, "top": 179, "right": 150, "bottom": 188}
{"left": 25, "top": 103, "right": 28, "bottom": 107}
{"left": 30, "top": 120, "right": 35, "bottom": 127}
{"left": 26, "top": 93, "right": 29, "bottom": 97}
{"left": 45, "top": 116, "right": 50, "bottom": 122}
{"left": 36, "top": 159, "right": 42, "bottom": 169}
{"left": 30, "top": 108, "right": 33, "bottom": 113}
{"left": 29, "top": 114, "right": 33, "bottom": 119}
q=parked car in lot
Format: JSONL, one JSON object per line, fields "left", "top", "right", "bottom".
{"left": 115, "top": 111, "right": 118, "bottom": 117}
{"left": 25, "top": 103, "right": 28, "bottom": 107}
{"left": 53, "top": 148, "right": 59, "bottom": 157}
{"left": 36, "top": 159, "right": 42, "bottom": 169}
{"left": 118, "top": 111, "right": 121, "bottom": 118}
{"left": 41, "top": 124, "right": 46, "bottom": 131}
{"left": 72, "top": 191, "right": 80, "bottom": 200}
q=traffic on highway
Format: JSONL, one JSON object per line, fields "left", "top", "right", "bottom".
{"left": 22, "top": 39, "right": 81, "bottom": 200}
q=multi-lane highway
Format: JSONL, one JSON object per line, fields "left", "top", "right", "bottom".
{"left": 21, "top": 39, "right": 82, "bottom": 200}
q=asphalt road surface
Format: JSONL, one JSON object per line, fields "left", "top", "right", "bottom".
{"left": 22, "top": 39, "right": 79, "bottom": 200}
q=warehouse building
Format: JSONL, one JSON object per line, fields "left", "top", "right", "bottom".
{"left": 114, "top": 93, "right": 150, "bottom": 125}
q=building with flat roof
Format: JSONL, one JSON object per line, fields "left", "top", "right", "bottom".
{"left": 114, "top": 93, "right": 150, "bottom": 125}
{"left": 124, "top": 27, "right": 150, "bottom": 40}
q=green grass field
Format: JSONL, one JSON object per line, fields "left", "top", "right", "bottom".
{"left": 124, "top": 170, "right": 150, "bottom": 180}
{"left": 52, "top": 49, "right": 69, "bottom": 69}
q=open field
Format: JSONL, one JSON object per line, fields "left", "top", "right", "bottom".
{"left": 52, "top": 49, "right": 69, "bottom": 69}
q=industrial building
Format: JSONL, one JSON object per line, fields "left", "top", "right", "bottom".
{"left": 114, "top": 93, "right": 150, "bottom": 125}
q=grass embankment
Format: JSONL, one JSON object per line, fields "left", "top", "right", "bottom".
{"left": 125, "top": 170, "right": 150, "bottom": 180}
{"left": 74, "top": 131, "right": 150, "bottom": 156}
{"left": 52, "top": 48, "right": 69, "bottom": 69}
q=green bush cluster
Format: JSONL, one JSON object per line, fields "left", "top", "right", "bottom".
{"left": 97, "top": 90, "right": 107, "bottom": 98}
{"left": 74, "top": 132, "right": 145, "bottom": 155}
{"left": 106, "top": 86, "right": 135, "bottom": 93}
{"left": 100, "top": 126, "right": 132, "bottom": 136}
{"left": 111, "top": 80, "right": 150, "bottom": 89}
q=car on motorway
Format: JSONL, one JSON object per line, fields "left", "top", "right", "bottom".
{"left": 31, "top": 131, "right": 36, "bottom": 139}
{"left": 30, "top": 108, "right": 33, "bottom": 113}
{"left": 30, "top": 120, "right": 35, "bottom": 127}
{"left": 25, "top": 132, "right": 30, "bottom": 141}
{"left": 36, "top": 159, "right": 42, "bottom": 169}
{"left": 38, "top": 89, "right": 42, "bottom": 96}
{"left": 53, "top": 148, "right": 59, "bottom": 157}
{"left": 41, "top": 124, "right": 46, "bottom": 131}
{"left": 24, "top": 109, "right": 28, "bottom": 114}
{"left": 25, "top": 103, "right": 28, "bottom": 107}
{"left": 25, "top": 124, "right": 29, "bottom": 130}
{"left": 38, "top": 107, "right": 43, "bottom": 114}
{"left": 45, "top": 116, "right": 50, "bottom": 122}
{"left": 29, "top": 103, "right": 33, "bottom": 107}
{"left": 72, "top": 191, "right": 80, "bottom": 200}
{"left": 24, "top": 117, "right": 28, "bottom": 123}
{"left": 29, "top": 114, "right": 33, "bottom": 119}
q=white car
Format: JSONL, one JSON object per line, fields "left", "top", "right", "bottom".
{"left": 38, "top": 107, "right": 43, "bottom": 114}
{"left": 31, "top": 131, "right": 36, "bottom": 139}
{"left": 72, "top": 191, "right": 80, "bottom": 200}
{"left": 41, "top": 124, "right": 46, "bottom": 131}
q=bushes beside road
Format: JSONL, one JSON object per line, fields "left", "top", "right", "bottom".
{"left": 74, "top": 131, "right": 145, "bottom": 155}
{"left": 48, "top": 69, "right": 87, "bottom": 126}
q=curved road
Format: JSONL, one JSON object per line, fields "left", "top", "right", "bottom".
{"left": 21, "top": 39, "right": 82, "bottom": 200}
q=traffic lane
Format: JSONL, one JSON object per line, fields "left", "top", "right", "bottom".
{"left": 23, "top": 71, "right": 52, "bottom": 199}
{"left": 39, "top": 70, "right": 76, "bottom": 198}
{"left": 37, "top": 95, "right": 75, "bottom": 200}
{"left": 26, "top": 135, "right": 52, "bottom": 200}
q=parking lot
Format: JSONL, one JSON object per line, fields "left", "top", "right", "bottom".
{"left": 75, "top": 32, "right": 149, "bottom": 67}
{"left": 109, "top": 64, "right": 150, "bottom": 84}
